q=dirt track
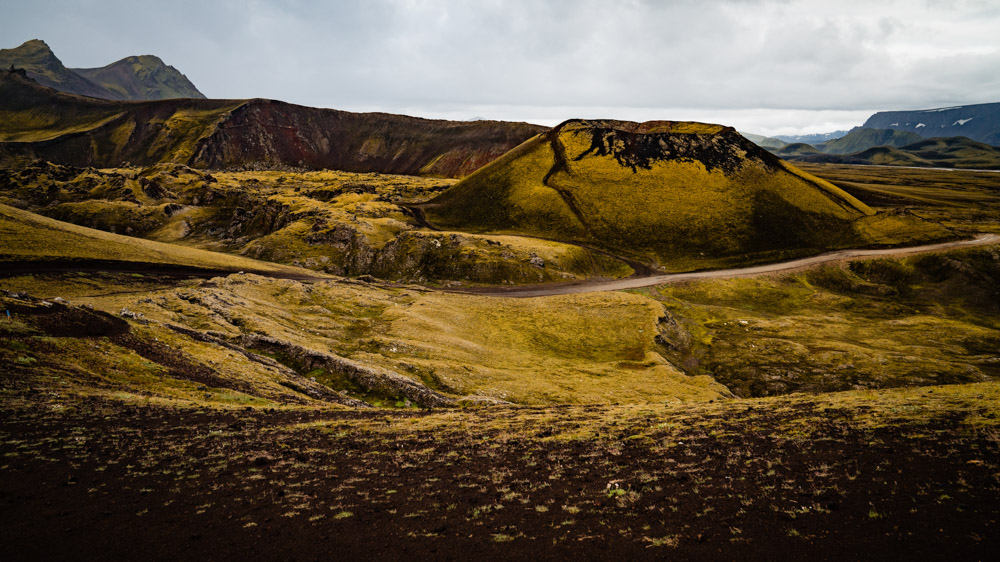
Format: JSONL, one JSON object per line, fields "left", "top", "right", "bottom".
{"left": 460, "top": 234, "right": 1000, "bottom": 298}
{"left": 3, "top": 236, "right": 997, "bottom": 300}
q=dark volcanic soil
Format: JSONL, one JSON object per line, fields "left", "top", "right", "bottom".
{"left": 1, "top": 396, "right": 998, "bottom": 561}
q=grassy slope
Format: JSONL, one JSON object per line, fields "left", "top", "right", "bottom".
{"left": 642, "top": 243, "right": 1000, "bottom": 397}
{"left": 795, "top": 162, "right": 1000, "bottom": 234}
{"left": 1, "top": 270, "right": 728, "bottom": 406}
{"left": 0, "top": 70, "right": 242, "bottom": 161}
{"left": 900, "top": 137, "right": 1000, "bottom": 169}
{"left": 7, "top": 239, "right": 997, "bottom": 407}
{"left": 775, "top": 142, "right": 821, "bottom": 157}
{"left": 0, "top": 163, "right": 634, "bottom": 286}
{"left": 0, "top": 71, "right": 123, "bottom": 142}
{"left": 821, "top": 128, "right": 925, "bottom": 155}
{"left": 0, "top": 160, "right": 997, "bottom": 555}
{"left": 377, "top": 291, "right": 724, "bottom": 403}
{"left": 425, "top": 121, "right": 949, "bottom": 270}
{"left": 0, "top": 203, "right": 312, "bottom": 275}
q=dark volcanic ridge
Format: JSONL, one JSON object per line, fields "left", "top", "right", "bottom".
{"left": 0, "top": 69, "right": 545, "bottom": 177}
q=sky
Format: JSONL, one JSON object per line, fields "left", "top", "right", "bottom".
{"left": 3, "top": 0, "right": 1000, "bottom": 135}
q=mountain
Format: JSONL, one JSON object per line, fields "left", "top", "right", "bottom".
{"left": 0, "top": 68, "right": 545, "bottom": 177}
{"left": 0, "top": 39, "right": 118, "bottom": 99}
{"left": 420, "top": 119, "right": 950, "bottom": 270}
{"left": 899, "top": 137, "right": 1000, "bottom": 168}
{"left": 774, "top": 130, "right": 849, "bottom": 144}
{"left": 863, "top": 103, "right": 1000, "bottom": 146}
{"left": 72, "top": 55, "right": 204, "bottom": 100}
{"left": 777, "top": 136, "right": 1000, "bottom": 169}
{"left": 0, "top": 39, "right": 202, "bottom": 101}
{"left": 774, "top": 142, "right": 822, "bottom": 158}
{"left": 821, "top": 128, "right": 925, "bottom": 155}
{"left": 740, "top": 132, "right": 786, "bottom": 149}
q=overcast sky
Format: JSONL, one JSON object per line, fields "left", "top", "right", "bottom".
{"left": 3, "top": 0, "right": 1000, "bottom": 135}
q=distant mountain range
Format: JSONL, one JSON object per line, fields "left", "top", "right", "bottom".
{"left": 0, "top": 68, "right": 544, "bottom": 177}
{"left": 863, "top": 103, "right": 1000, "bottom": 146}
{"left": 739, "top": 132, "right": 786, "bottom": 149}
{"left": 773, "top": 131, "right": 850, "bottom": 144}
{"left": 0, "top": 39, "right": 204, "bottom": 101}
{"left": 742, "top": 103, "right": 1000, "bottom": 169}
{"left": 775, "top": 135, "right": 1000, "bottom": 169}
{"left": 740, "top": 131, "right": 852, "bottom": 149}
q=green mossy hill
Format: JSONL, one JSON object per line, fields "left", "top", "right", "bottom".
{"left": 780, "top": 137, "right": 1000, "bottom": 170}
{"left": 0, "top": 70, "right": 544, "bottom": 177}
{"left": 423, "top": 119, "right": 951, "bottom": 270}
{"left": 774, "top": 142, "right": 822, "bottom": 157}
{"left": 0, "top": 202, "right": 312, "bottom": 276}
{"left": 0, "top": 39, "right": 119, "bottom": 100}
{"left": 850, "top": 145, "right": 935, "bottom": 167}
{"left": 821, "top": 128, "right": 925, "bottom": 155}
{"left": 650, "top": 244, "right": 1000, "bottom": 397}
{"left": 740, "top": 132, "right": 786, "bottom": 149}
{"left": 890, "top": 137, "right": 1000, "bottom": 169}
{"left": 0, "top": 162, "right": 631, "bottom": 285}
{"left": 72, "top": 55, "right": 205, "bottom": 100}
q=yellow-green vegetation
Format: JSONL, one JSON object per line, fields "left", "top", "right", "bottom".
{"left": 1, "top": 161, "right": 997, "bottom": 410}
{"left": 0, "top": 202, "right": 312, "bottom": 275}
{"left": 0, "top": 68, "right": 544, "bottom": 175}
{"left": 796, "top": 162, "right": 1000, "bottom": 235}
{"left": 643, "top": 243, "right": 1000, "bottom": 396}
{"left": 0, "top": 66, "right": 126, "bottom": 142}
{"left": 376, "top": 291, "right": 725, "bottom": 403}
{"left": 143, "top": 107, "right": 239, "bottom": 162}
{"left": 11, "top": 239, "right": 997, "bottom": 408}
{"left": 369, "top": 231, "right": 633, "bottom": 285}
{"left": 299, "top": 379, "right": 1000, "bottom": 440}
{"left": 781, "top": 137, "right": 1000, "bottom": 170}
{"left": 1, "top": 271, "right": 726, "bottom": 406}
{"left": 425, "top": 119, "right": 951, "bottom": 271}
{"left": 0, "top": 110, "right": 124, "bottom": 143}
{"left": 0, "top": 163, "right": 635, "bottom": 285}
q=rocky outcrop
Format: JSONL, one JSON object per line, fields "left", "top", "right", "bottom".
{"left": 165, "top": 324, "right": 372, "bottom": 408}
{"left": 190, "top": 99, "right": 545, "bottom": 177}
{"left": 238, "top": 334, "right": 455, "bottom": 408}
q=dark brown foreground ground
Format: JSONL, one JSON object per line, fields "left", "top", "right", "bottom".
{"left": 2, "top": 393, "right": 999, "bottom": 561}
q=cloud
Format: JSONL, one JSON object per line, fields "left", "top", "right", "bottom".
{"left": 2, "top": 0, "right": 998, "bottom": 132}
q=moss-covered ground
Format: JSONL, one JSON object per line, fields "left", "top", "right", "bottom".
{"left": 1, "top": 383, "right": 998, "bottom": 558}
{"left": 0, "top": 162, "right": 635, "bottom": 285}
{"left": 1, "top": 161, "right": 999, "bottom": 557}
{"left": 424, "top": 121, "right": 952, "bottom": 270}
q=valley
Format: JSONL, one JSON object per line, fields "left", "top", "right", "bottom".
{"left": 3, "top": 156, "right": 1000, "bottom": 556}
{"left": 1, "top": 61, "right": 999, "bottom": 557}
